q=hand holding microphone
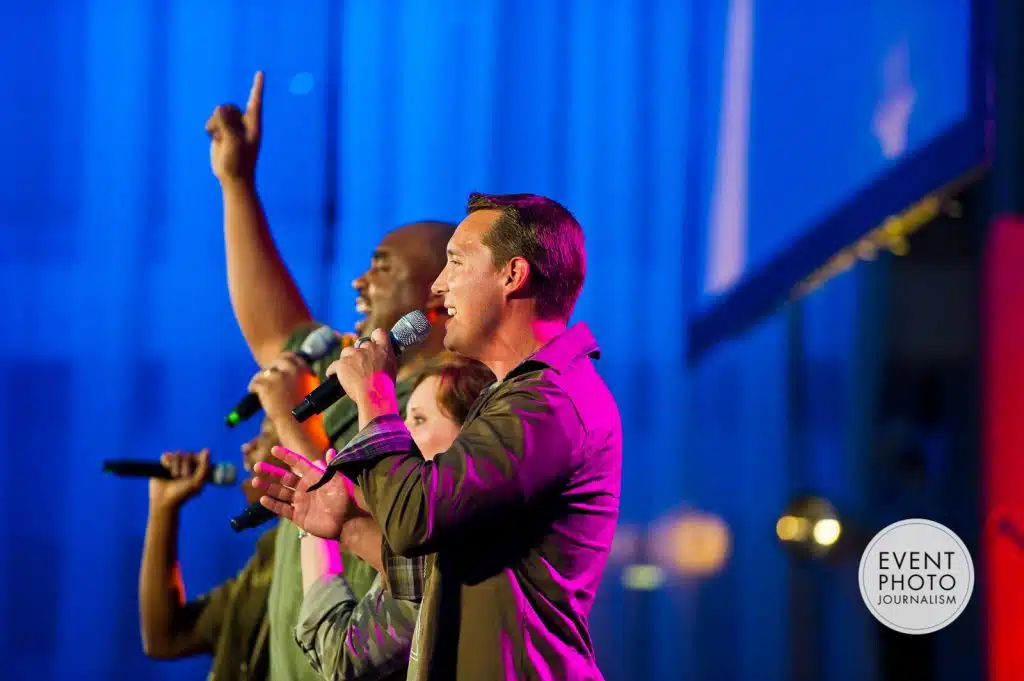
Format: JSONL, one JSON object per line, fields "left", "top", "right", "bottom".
{"left": 325, "top": 327, "right": 400, "bottom": 408}
{"left": 147, "top": 450, "right": 213, "bottom": 510}
{"left": 292, "top": 311, "right": 430, "bottom": 423}
{"left": 247, "top": 352, "right": 319, "bottom": 423}
{"left": 233, "top": 311, "right": 430, "bottom": 530}
{"left": 226, "top": 325, "right": 344, "bottom": 428}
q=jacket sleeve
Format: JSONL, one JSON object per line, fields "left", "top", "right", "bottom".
{"left": 329, "top": 379, "right": 582, "bottom": 557}
{"left": 295, "top": 574, "right": 418, "bottom": 681}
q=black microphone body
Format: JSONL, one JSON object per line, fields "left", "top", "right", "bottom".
{"left": 103, "top": 460, "right": 238, "bottom": 486}
{"left": 292, "top": 311, "right": 430, "bottom": 423}
{"left": 230, "top": 501, "right": 277, "bottom": 532}
{"left": 225, "top": 326, "right": 341, "bottom": 428}
{"left": 292, "top": 377, "right": 345, "bottom": 423}
{"left": 226, "top": 392, "right": 264, "bottom": 428}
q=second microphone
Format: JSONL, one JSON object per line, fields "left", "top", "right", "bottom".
{"left": 225, "top": 325, "right": 346, "bottom": 428}
{"left": 231, "top": 311, "right": 431, "bottom": 533}
{"left": 292, "top": 310, "right": 431, "bottom": 423}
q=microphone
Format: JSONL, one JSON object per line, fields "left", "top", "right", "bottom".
{"left": 225, "top": 325, "right": 343, "bottom": 428}
{"left": 230, "top": 311, "right": 431, "bottom": 532}
{"left": 292, "top": 310, "right": 431, "bottom": 423}
{"left": 102, "top": 459, "right": 238, "bottom": 486}
{"left": 230, "top": 501, "right": 276, "bottom": 532}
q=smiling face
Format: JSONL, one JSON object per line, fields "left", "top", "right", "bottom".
{"left": 431, "top": 193, "right": 587, "bottom": 359}
{"left": 352, "top": 232, "right": 423, "bottom": 336}
{"left": 352, "top": 222, "right": 454, "bottom": 335}
{"left": 430, "top": 211, "right": 508, "bottom": 358}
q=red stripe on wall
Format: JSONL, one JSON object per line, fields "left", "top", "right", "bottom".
{"left": 984, "top": 213, "right": 1024, "bottom": 681}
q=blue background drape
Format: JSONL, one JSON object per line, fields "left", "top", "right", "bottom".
{"left": 0, "top": 1, "right": 907, "bottom": 680}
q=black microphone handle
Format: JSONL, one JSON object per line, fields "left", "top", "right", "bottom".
{"left": 226, "top": 350, "right": 316, "bottom": 428}
{"left": 103, "top": 461, "right": 179, "bottom": 479}
{"left": 102, "top": 460, "right": 237, "bottom": 486}
{"left": 230, "top": 392, "right": 263, "bottom": 424}
{"left": 292, "top": 376, "right": 345, "bottom": 423}
{"left": 288, "top": 310, "right": 430, "bottom": 424}
{"left": 230, "top": 500, "right": 277, "bottom": 532}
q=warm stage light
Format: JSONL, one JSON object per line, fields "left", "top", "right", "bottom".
{"left": 651, "top": 509, "right": 732, "bottom": 578}
{"left": 776, "top": 495, "right": 843, "bottom": 558}
{"left": 812, "top": 518, "right": 842, "bottom": 547}
{"left": 776, "top": 515, "right": 810, "bottom": 542}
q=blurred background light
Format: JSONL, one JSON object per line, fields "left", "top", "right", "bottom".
{"left": 776, "top": 495, "right": 843, "bottom": 558}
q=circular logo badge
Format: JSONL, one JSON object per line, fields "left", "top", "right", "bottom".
{"left": 859, "top": 518, "right": 974, "bottom": 634}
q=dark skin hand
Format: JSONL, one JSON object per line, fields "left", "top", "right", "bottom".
{"left": 139, "top": 423, "right": 282, "bottom": 659}
{"left": 138, "top": 450, "right": 211, "bottom": 659}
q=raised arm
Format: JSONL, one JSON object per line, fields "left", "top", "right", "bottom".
{"left": 206, "top": 71, "right": 312, "bottom": 367}
{"left": 138, "top": 451, "right": 215, "bottom": 658}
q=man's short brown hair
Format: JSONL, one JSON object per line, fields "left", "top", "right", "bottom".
{"left": 412, "top": 352, "right": 495, "bottom": 426}
{"left": 467, "top": 192, "right": 586, "bottom": 321}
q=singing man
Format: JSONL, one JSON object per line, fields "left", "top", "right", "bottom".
{"left": 255, "top": 193, "right": 622, "bottom": 681}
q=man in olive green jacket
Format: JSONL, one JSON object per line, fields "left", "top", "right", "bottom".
{"left": 256, "top": 193, "right": 622, "bottom": 681}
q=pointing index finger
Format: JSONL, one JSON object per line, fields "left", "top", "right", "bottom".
{"left": 245, "top": 71, "right": 264, "bottom": 134}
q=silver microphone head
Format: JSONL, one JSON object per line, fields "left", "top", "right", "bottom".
{"left": 391, "top": 311, "right": 431, "bottom": 355}
{"left": 299, "top": 325, "right": 342, "bottom": 361}
{"left": 210, "top": 462, "right": 239, "bottom": 486}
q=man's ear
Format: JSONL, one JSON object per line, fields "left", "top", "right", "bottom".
{"left": 504, "top": 256, "right": 531, "bottom": 296}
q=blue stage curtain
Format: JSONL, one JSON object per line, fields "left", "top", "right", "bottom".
{"left": 0, "top": 1, "right": 695, "bottom": 680}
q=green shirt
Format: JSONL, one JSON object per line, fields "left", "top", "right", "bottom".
{"left": 190, "top": 527, "right": 277, "bottom": 681}
{"left": 268, "top": 323, "right": 415, "bottom": 681}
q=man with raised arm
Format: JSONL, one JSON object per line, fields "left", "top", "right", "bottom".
{"left": 205, "top": 71, "right": 452, "bottom": 681}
